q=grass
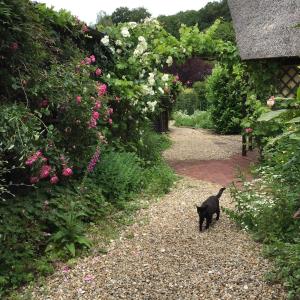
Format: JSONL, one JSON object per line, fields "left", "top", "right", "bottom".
{"left": 172, "top": 110, "right": 214, "bottom": 129}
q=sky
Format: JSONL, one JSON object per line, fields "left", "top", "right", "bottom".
{"left": 35, "top": 0, "right": 211, "bottom": 25}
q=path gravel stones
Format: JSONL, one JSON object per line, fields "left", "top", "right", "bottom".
{"left": 21, "top": 126, "right": 286, "bottom": 299}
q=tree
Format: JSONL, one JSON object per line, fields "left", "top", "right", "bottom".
{"left": 111, "top": 6, "right": 151, "bottom": 24}
{"left": 96, "top": 10, "right": 113, "bottom": 27}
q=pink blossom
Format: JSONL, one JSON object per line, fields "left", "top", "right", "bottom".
{"left": 80, "top": 60, "right": 85, "bottom": 65}
{"left": 90, "top": 55, "right": 96, "bottom": 63}
{"left": 108, "top": 118, "right": 113, "bottom": 125}
{"left": 245, "top": 128, "right": 253, "bottom": 134}
{"left": 40, "top": 165, "right": 51, "bottom": 179}
{"left": 62, "top": 266, "right": 70, "bottom": 273}
{"left": 10, "top": 42, "right": 19, "bottom": 51}
{"left": 85, "top": 57, "right": 92, "bottom": 65}
{"left": 87, "top": 147, "right": 101, "bottom": 173}
{"left": 92, "top": 111, "right": 100, "bottom": 120}
{"left": 76, "top": 95, "right": 82, "bottom": 104}
{"left": 30, "top": 176, "right": 39, "bottom": 184}
{"left": 94, "top": 101, "right": 102, "bottom": 110}
{"left": 88, "top": 117, "right": 97, "bottom": 128}
{"left": 62, "top": 168, "right": 73, "bottom": 177}
{"left": 107, "top": 108, "right": 113, "bottom": 115}
{"left": 97, "top": 83, "right": 107, "bottom": 96}
{"left": 95, "top": 68, "right": 102, "bottom": 76}
{"left": 50, "top": 175, "right": 59, "bottom": 184}
{"left": 25, "top": 150, "right": 43, "bottom": 166}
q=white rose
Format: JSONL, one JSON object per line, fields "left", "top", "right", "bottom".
{"left": 121, "top": 27, "right": 130, "bottom": 38}
{"left": 116, "top": 40, "right": 122, "bottom": 46}
{"left": 101, "top": 35, "right": 109, "bottom": 46}
{"left": 138, "top": 36, "right": 146, "bottom": 43}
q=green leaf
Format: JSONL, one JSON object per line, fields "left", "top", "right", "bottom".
{"left": 289, "top": 133, "right": 300, "bottom": 141}
{"left": 66, "top": 243, "right": 76, "bottom": 256}
{"left": 257, "top": 109, "right": 287, "bottom": 122}
{"left": 287, "top": 116, "right": 300, "bottom": 123}
{"left": 76, "top": 236, "right": 92, "bottom": 248}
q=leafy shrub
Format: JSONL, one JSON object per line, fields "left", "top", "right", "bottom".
{"left": 91, "top": 151, "right": 144, "bottom": 205}
{"left": 136, "top": 127, "right": 171, "bottom": 164}
{"left": 174, "top": 88, "right": 200, "bottom": 115}
{"left": 206, "top": 63, "right": 246, "bottom": 134}
{"left": 173, "top": 110, "right": 214, "bottom": 129}
{"left": 193, "top": 80, "right": 208, "bottom": 111}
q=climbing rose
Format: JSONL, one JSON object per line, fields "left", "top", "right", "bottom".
{"left": 25, "top": 150, "right": 42, "bottom": 166}
{"left": 92, "top": 111, "right": 100, "bottom": 120}
{"left": 107, "top": 108, "right": 113, "bottom": 115}
{"left": 62, "top": 168, "right": 73, "bottom": 176}
{"left": 90, "top": 55, "right": 96, "bottom": 62}
{"left": 245, "top": 128, "right": 253, "bottom": 134}
{"left": 97, "top": 83, "right": 107, "bottom": 96}
{"left": 50, "top": 175, "right": 59, "bottom": 184}
{"left": 85, "top": 57, "right": 92, "bottom": 65}
{"left": 108, "top": 118, "right": 113, "bottom": 125}
{"left": 76, "top": 96, "right": 82, "bottom": 104}
{"left": 95, "top": 68, "right": 102, "bottom": 76}
{"left": 267, "top": 96, "right": 275, "bottom": 107}
{"left": 88, "top": 117, "right": 97, "bottom": 128}
{"left": 40, "top": 165, "right": 51, "bottom": 179}
{"left": 94, "top": 101, "right": 101, "bottom": 110}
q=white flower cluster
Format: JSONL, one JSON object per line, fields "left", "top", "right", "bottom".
{"left": 147, "top": 100, "right": 157, "bottom": 112}
{"left": 128, "top": 22, "right": 137, "bottom": 28}
{"left": 133, "top": 36, "right": 148, "bottom": 57}
{"left": 141, "top": 84, "right": 155, "bottom": 96}
{"left": 166, "top": 56, "right": 173, "bottom": 66}
{"left": 121, "top": 27, "right": 130, "bottom": 38}
{"left": 115, "top": 40, "right": 122, "bottom": 46}
{"left": 161, "top": 74, "right": 169, "bottom": 82}
{"left": 148, "top": 72, "right": 155, "bottom": 86}
{"left": 143, "top": 17, "right": 160, "bottom": 26}
{"left": 101, "top": 35, "right": 109, "bottom": 46}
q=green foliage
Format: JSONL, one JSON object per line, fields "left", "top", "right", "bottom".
{"left": 111, "top": 7, "right": 151, "bottom": 24}
{"left": 91, "top": 151, "right": 144, "bottom": 205}
{"left": 173, "top": 110, "right": 214, "bottom": 129}
{"left": 157, "top": 0, "right": 231, "bottom": 38}
{"left": 206, "top": 63, "right": 246, "bottom": 134}
{"left": 193, "top": 81, "right": 208, "bottom": 111}
{"left": 174, "top": 88, "right": 200, "bottom": 115}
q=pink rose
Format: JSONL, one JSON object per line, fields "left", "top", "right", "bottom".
{"left": 88, "top": 117, "right": 97, "bottom": 128}
{"left": 108, "top": 118, "right": 112, "bottom": 125}
{"left": 50, "top": 175, "right": 59, "bottom": 184}
{"left": 245, "top": 128, "right": 253, "bottom": 134}
{"left": 85, "top": 57, "right": 92, "bottom": 65}
{"left": 94, "top": 101, "right": 101, "bottom": 110}
{"left": 92, "top": 111, "right": 100, "bottom": 120}
{"left": 30, "top": 176, "right": 39, "bottom": 184}
{"left": 40, "top": 165, "right": 51, "bottom": 179}
{"left": 62, "top": 168, "right": 73, "bottom": 177}
{"left": 40, "top": 99, "right": 49, "bottom": 108}
{"left": 90, "top": 55, "right": 96, "bottom": 63}
{"left": 97, "top": 83, "right": 107, "bottom": 96}
{"left": 80, "top": 60, "right": 85, "bottom": 65}
{"left": 95, "top": 68, "right": 102, "bottom": 76}
{"left": 76, "top": 96, "right": 82, "bottom": 104}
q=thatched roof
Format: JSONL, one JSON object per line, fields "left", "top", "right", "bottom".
{"left": 228, "top": 0, "right": 300, "bottom": 60}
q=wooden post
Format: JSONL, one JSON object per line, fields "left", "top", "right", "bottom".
{"left": 249, "top": 134, "right": 253, "bottom": 151}
{"left": 242, "top": 95, "right": 247, "bottom": 156}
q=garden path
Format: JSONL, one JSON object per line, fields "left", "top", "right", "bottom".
{"left": 23, "top": 126, "right": 286, "bottom": 300}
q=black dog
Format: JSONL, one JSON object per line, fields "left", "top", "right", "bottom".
{"left": 196, "top": 187, "right": 226, "bottom": 231}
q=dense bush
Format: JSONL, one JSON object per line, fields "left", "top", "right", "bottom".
{"left": 226, "top": 88, "right": 300, "bottom": 299}
{"left": 193, "top": 80, "right": 208, "bottom": 111}
{"left": 206, "top": 63, "right": 246, "bottom": 134}
{"left": 173, "top": 110, "right": 213, "bottom": 129}
{"left": 174, "top": 88, "right": 199, "bottom": 114}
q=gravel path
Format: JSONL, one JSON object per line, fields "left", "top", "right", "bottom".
{"left": 21, "top": 127, "right": 286, "bottom": 300}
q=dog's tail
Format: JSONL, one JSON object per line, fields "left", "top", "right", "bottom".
{"left": 216, "top": 187, "right": 226, "bottom": 198}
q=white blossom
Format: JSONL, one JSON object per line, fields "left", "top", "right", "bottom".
{"left": 138, "top": 36, "right": 146, "bottom": 43}
{"left": 166, "top": 56, "right": 173, "bottom": 66}
{"left": 147, "top": 100, "right": 158, "bottom": 112}
{"left": 148, "top": 73, "right": 155, "bottom": 86}
{"left": 158, "top": 87, "right": 164, "bottom": 94}
{"left": 121, "top": 27, "right": 130, "bottom": 38}
{"left": 116, "top": 49, "right": 122, "bottom": 54}
{"left": 101, "top": 35, "right": 109, "bottom": 46}
{"left": 128, "top": 22, "right": 137, "bottom": 28}
{"left": 162, "top": 74, "right": 169, "bottom": 82}
{"left": 115, "top": 40, "right": 122, "bottom": 46}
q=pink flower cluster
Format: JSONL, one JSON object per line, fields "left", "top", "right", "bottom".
{"left": 76, "top": 95, "right": 82, "bottom": 104}
{"left": 97, "top": 83, "right": 107, "bottom": 96}
{"left": 89, "top": 99, "right": 102, "bottom": 129}
{"left": 81, "top": 54, "right": 96, "bottom": 65}
{"left": 95, "top": 68, "right": 102, "bottom": 76}
{"left": 25, "top": 150, "right": 44, "bottom": 166}
{"left": 87, "top": 147, "right": 101, "bottom": 173}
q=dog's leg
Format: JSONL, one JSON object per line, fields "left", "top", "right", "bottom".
{"left": 216, "top": 209, "right": 220, "bottom": 220}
